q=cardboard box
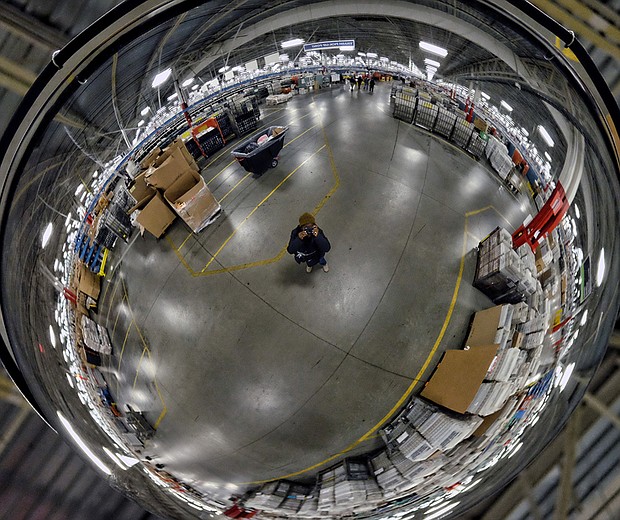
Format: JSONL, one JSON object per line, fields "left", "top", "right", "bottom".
{"left": 156, "top": 139, "right": 198, "bottom": 171}
{"left": 140, "top": 146, "right": 161, "bottom": 169}
{"left": 136, "top": 193, "right": 176, "bottom": 238}
{"left": 145, "top": 154, "right": 189, "bottom": 191}
{"left": 466, "top": 305, "right": 511, "bottom": 347}
{"left": 128, "top": 172, "right": 156, "bottom": 213}
{"left": 473, "top": 117, "right": 488, "bottom": 132}
{"left": 421, "top": 345, "right": 499, "bottom": 414}
{"left": 75, "top": 262, "right": 101, "bottom": 300}
{"left": 164, "top": 169, "right": 220, "bottom": 233}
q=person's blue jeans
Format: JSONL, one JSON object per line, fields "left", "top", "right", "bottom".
{"left": 306, "top": 256, "right": 327, "bottom": 267}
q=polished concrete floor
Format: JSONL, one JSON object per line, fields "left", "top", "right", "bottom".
{"left": 98, "top": 82, "right": 533, "bottom": 497}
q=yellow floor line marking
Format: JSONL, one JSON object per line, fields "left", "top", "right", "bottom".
{"left": 177, "top": 232, "right": 194, "bottom": 253}
{"left": 132, "top": 346, "right": 148, "bottom": 388}
{"left": 111, "top": 294, "right": 126, "bottom": 336}
{"left": 116, "top": 278, "right": 168, "bottom": 424}
{"left": 154, "top": 405, "right": 168, "bottom": 429}
{"left": 206, "top": 159, "right": 237, "bottom": 186}
{"left": 116, "top": 320, "right": 134, "bottom": 373}
{"left": 200, "top": 145, "right": 326, "bottom": 272}
{"left": 219, "top": 172, "right": 253, "bottom": 203}
{"left": 241, "top": 208, "right": 486, "bottom": 485}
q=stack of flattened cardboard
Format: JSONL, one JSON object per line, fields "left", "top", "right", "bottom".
{"left": 132, "top": 139, "right": 220, "bottom": 238}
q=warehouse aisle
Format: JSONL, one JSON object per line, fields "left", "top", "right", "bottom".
{"left": 99, "top": 82, "right": 532, "bottom": 495}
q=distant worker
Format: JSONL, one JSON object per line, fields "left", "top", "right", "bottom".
{"left": 349, "top": 75, "right": 356, "bottom": 92}
{"left": 357, "top": 75, "right": 363, "bottom": 90}
{"left": 369, "top": 77, "right": 375, "bottom": 92}
{"left": 287, "top": 213, "right": 331, "bottom": 273}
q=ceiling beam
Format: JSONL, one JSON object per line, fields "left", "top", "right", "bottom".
{"left": 0, "top": 2, "right": 68, "bottom": 51}
{"left": 185, "top": 0, "right": 532, "bottom": 88}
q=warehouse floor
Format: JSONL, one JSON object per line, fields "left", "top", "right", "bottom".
{"left": 98, "top": 82, "right": 533, "bottom": 497}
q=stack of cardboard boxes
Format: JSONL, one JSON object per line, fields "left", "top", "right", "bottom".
{"left": 129, "top": 139, "right": 220, "bottom": 238}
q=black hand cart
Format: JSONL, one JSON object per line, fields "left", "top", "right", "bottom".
{"left": 231, "top": 126, "right": 289, "bottom": 175}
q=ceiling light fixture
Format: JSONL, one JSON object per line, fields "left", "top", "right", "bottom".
{"left": 137, "top": 120, "right": 145, "bottom": 127}
{"left": 151, "top": 68, "right": 172, "bottom": 88}
{"left": 537, "top": 125, "right": 555, "bottom": 147}
{"left": 281, "top": 38, "right": 305, "bottom": 48}
{"left": 544, "top": 151, "right": 552, "bottom": 162}
{"left": 366, "top": 52, "right": 378, "bottom": 58}
{"left": 181, "top": 77, "right": 194, "bottom": 87}
{"left": 358, "top": 52, "right": 366, "bottom": 57}
{"left": 480, "top": 92, "right": 490, "bottom": 100}
{"left": 167, "top": 93, "right": 178, "bottom": 101}
{"left": 140, "top": 107, "right": 150, "bottom": 116}
{"left": 500, "top": 100, "right": 513, "bottom": 112}
{"left": 419, "top": 41, "right": 448, "bottom": 57}
{"left": 218, "top": 65, "right": 230, "bottom": 73}
{"left": 191, "top": 84, "right": 199, "bottom": 90}
{"left": 42, "top": 223, "right": 53, "bottom": 248}
{"left": 424, "top": 58, "right": 440, "bottom": 67}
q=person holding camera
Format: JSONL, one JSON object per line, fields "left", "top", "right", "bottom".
{"left": 287, "top": 213, "right": 331, "bottom": 273}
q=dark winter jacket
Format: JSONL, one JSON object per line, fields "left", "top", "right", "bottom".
{"left": 287, "top": 227, "right": 331, "bottom": 264}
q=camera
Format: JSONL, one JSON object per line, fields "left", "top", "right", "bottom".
{"left": 303, "top": 226, "right": 315, "bottom": 235}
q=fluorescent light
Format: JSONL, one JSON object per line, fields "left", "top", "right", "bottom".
{"left": 520, "top": 127, "right": 529, "bottom": 136}
{"left": 500, "top": 100, "right": 513, "bottom": 112}
{"left": 116, "top": 453, "right": 140, "bottom": 468}
{"left": 218, "top": 65, "right": 230, "bottom": 73}
{"left": 49, "top": 325, "right": 56, "bottom": 348}
{"left": 559, "top": 362, "right": 575, "bottom": 392}
{"left": 537, "top": 125, "right": 555, "bottom": 147}
{"left": 544, "top": 151, "right": 552, "bottom": 162}
{"left": 57, "top": 412, "right": 111, "bottom": 475}
{"left": 137, "top": 120, "right": 145, "bottom": 127}
{"left": 182, "top": 77, "right": 194, "bottom": 87}
{"left": 140, "top": 107, "right": 150, "bottom": 116}
{"left": 575, "top": 205, "right": 580, "bottom": 219}
{"left": 103, "top": 447, "right": 127, "bottom": 470}
{"left": 358, "top": 52, "right": 366, "bottom": 56}
{"left": 74, "top": 184, "right": 84, "bottom": 196}
{"left": 580, "top": 309, "right": 588, "bottom": 326}
{"left": 380, "top": 56, "right": 389, "bottom": 61}
{"left": 481, "top": 92, "right": 490, "bottom": 100}
{"left": 366, "top": 52, "right": 378, "bottom": 58}
{"left": 279, "top": 54, "right": 289, "bottom": 62}
{"left": 419, "top": 41, "right": 448, "bottom": 57}
{"left": 42, "top": 223, "right": 53, "bottom": 248}
{"left": 281, "top": 38, "right": 304, "bottom": 48}
{"left": 596, "top": 248, "right": 606, "bottom": 286}
{"left": 424, "top": 501, "right": 460, "bottom": 519}
{"left": 424, "top": 58, "right": 440, "bottom": 67}
{"left": 167, "top": 93, "right": 178, "bottom": 101}
{"left": 191, "top": 84, "right": 199, "bottom": 90}
{"left": 151, "top": 68, "right": 172, "bottom": 88}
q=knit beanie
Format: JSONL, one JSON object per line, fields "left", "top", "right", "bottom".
{"left": 298, "top": 212, "right": 315, "bottom": 226}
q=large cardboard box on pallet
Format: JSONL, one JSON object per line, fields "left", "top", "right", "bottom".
{"left": 421, "top": 344, "right": 499, "bottom": 414}
{"left": 164, "top": 169, "right": 220, "bottom": 233}
{"left": 136, "top": 193, "right": 176, "bottom": 238}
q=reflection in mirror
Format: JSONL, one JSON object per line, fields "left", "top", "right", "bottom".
{"left": 0, "top": 1, "right": 618, "bottom": 519}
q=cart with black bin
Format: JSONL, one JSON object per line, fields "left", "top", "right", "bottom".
{"left": 231, "top": 126, "right": 288, "bottom": 176}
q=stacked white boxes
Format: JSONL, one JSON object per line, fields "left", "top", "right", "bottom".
{"left": 317, "top": 470, "right": 336, "bottom": 512}
{"left": 467, "top": 381, "right": 516, "bottom": 416}
{"left": 296, "top": 497, "right": 319, "bottom": 518}
{"left": 244, "top": 482, "right": 287, "bottom": 510}
{"left": 474, "top": 227, "right": 538, "bottom": 304}
{"left": 80, "top": 315, "right": 112, "bottom": 355}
